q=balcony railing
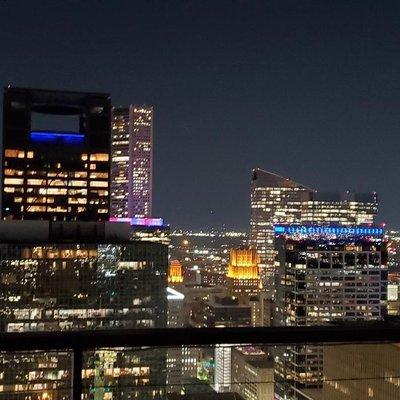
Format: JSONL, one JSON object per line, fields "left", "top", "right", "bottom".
{"left": 1, "top": 323, "right": 400, "bottom": 400}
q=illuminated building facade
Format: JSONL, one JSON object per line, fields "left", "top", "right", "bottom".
{"left": 300, "top": 191, "right": 377, "bottom": 226}
{"left": 169, "top": 260, "right": 184, "bottom": 284}
{"left": 214, "top": 345, "right": 232, "bottom": 393}
{"left": 250, "top": 168, "right": 378, "bottom": 292}
{"left": 0, "top": 220, "right": 168, "bottom": 399}
{"left": 273, "top": 225, "right": 387, "bottom": 399}
{"left": 250, "top": 169, "right": 312, "bottom": 289}
{"left": 111, "top": 105, "right": 153, "bottom": 218}
{"left": 2, "top": 87, "right": 111, "bottom": 221}
{"left": 0, "top": 220, "right": 168, "bottom": 332}
{"left": 226, "top": 248, "right": 261, "bottom": 296}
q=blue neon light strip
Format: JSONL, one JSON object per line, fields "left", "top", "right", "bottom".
{"left": 30, "top": 131, "right": 85, "bottom": 144}
{"left": 274, "top": 225, "right": 384, "bottom": 237}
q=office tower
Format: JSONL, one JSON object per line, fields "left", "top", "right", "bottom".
{"left": 248, "top": 293, "right": 273, "bottom": 327}
{"left": 0, "top": 219, "right": 168, "bottom": 399}
{"left": 250, "top": 168, "right": 312, "bottom": 288}
{"left": 214, "top": 345, "right": 232, "bottom": 393}
{"left": 2, "top": 87, "right": 111, "bottom": 221}
{"left": 0, "top": 220, "right": 168, "bottom": 332}
{"left": 250, "top": 168, "right": 378, "bottom": 292}
{"left": 190, "top": 296, "right": 253, "bottom": 328}
{"left": 111, "top": 105, "right": 153, "bottom": 218}
{"left": 319, "top": 343, "right": 400, "bottom": 400}
{"left": 169, "top": 259, "right": 184, "bottom": 284}
{"left": 226, "top": 248, "right": 261, "bottom": 296}
{"left": 167, "top": 287, "right": 198, "bottom": 393}
{"left": 231, "top": 346, "right": 275, "bottom": 400}
{"left": 387, "top": 230, "right": 400, "bottom": 270}
{"left": 300, "top": 191, "right": 377, "bottom": 225}
{"left": 273, "top": 224, "right": 387, "bottom": 399}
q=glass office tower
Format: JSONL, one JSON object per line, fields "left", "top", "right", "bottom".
{"left": 111, "top": 106, "right": 153, "bottom": 218}
{"left": 0, "top": 220, "right": 168, "bottom": 400}
{"left": 2, "top": 87, "right": 111, "bottom": 221}
{"left": 273, "top": 225, "right": 387, "bottom": 400}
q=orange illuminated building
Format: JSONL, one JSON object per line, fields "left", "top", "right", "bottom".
{"left": 168, "top": 260, "right": 183, "bottom": 284}
{"left": 226, "top": 248, "right": 262, "bottom": 296}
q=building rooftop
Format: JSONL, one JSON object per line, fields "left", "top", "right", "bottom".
{"left": 0, "top": 220, "right": 166, "bottom": 244}
{"left": 251, "top": 168, "right": 313, "bottom": 190}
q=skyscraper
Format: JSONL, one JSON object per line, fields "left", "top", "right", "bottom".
{"left": 2, "top": 87, "right": 111, "bottom": 221}
{"left": 250, "top": 168, "right": 378, "bottom": 291}
{"left": 226, "top": 248, "right": 261, "bottom": 296}
{"left": 250, "top": 168, "right": 312, "bottom": 288}
{"left": 300, "top": 191, "right": 377, "bottom": 226}
{"left": 273, "top": 224, "right": 387, "bottom": 399}
{"left": 111, "top": 105, "right": 153, "bottom": 218}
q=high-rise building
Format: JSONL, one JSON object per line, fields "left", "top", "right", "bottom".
{"left": 111, "top": 105, "right": 153, "bottom": 218}
{"left": 226, "top": 248, "right": 261, "bottom": 296}
{"left": 2, "top": 87, "right": 111, "bottom": 221}
{"left": 273, "top": 224, "right": 387, "bottom": 399}
{"left": 231, "top": 346, "right": 274, "bottom": 400}
{"left": 250, "top": 168, "right": 312, "bottom": 288}
{"left": 214, "top": 345, "right": 232, "bottom": 393}
{"left": 300, "top": 191, "right": 377, "bottom": 226}
{"left": 169, "top": 260, "right": 184, "bottom": 284}
{"left": 167, "top": 287, "right": 198, "bottom": 393}
{"left": 0, "top": 219, "right": 168, "bottom": 400}
{"left": 250, "top": 168, "right": 378, "bottom": 292}
{"left": 0, "top": 220, "right": 168, "bottom": 332}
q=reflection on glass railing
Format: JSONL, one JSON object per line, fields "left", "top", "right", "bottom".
{"left": 1, "top": 343, "right": 400, "bottom": 400}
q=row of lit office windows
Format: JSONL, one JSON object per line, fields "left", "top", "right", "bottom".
{"left": 4, "top": 187, "right": 108, "bottom": 196}
{"left": 4, "top": 178, "right": 108, "bottom": 187}
{"left": 5, "top": 150, "right": 109, "bottom": 162}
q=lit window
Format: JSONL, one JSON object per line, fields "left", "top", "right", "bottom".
{"left": 90, "top": 172, "right": 108, "bottom": 179}
{"left": 4, "top": 178, "right": 24, "bottom": 185}
{"left": 98, "top": 209, "right": 108, "bottom": 213}
{"left": 27, "top": 206, "right": 46, "bottom": 212}
{"left": 48, "top": 179, "right": 67, "bottom": 187}
{"left": 90, "top": 181, "right": 108, "bottom": 188}
{"left": 47, "top": 206, "right": 67, "bottom": 213}
{"left": 70, "top": 180, "right": 87, "bottom": 187}
{"left": 27, "top": 179, "right": 46, "bottom": 186}
{"left": 4, "top": 169, "right": 23, "bottom": 176}
{"left": 90, "top": 153, "right": 109, "bottom": 161}
{"left": 5, "top": 149, "right": 24, "bottom": 158}
{"left": 39, "top": 188, "right": 68, "bottom": 195}
{"left": 4, "top": 187, "right": 15, "bottom": 193}
{"left": 68, "top": 189, "right": 87, "bottom": 195}
{"left": 81, "top": 154, "right": 88, "bottom": 161}
{"left": 68, "top": 198, "right": 87, "bottom": 204}
{"left": 27, "top": 151, "right": 34, "bottom": 159}
{"left": 90, "top": 164, "right": 96, "bottom": 170}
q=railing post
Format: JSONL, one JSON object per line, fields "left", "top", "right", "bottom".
{"left": 72, "top": 347, "right": 83, "bottom": 400}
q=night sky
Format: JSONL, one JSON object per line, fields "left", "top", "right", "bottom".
{"left": 1, "top": 1, "right": 400, "bottom": 230}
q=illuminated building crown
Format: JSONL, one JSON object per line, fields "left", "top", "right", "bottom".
{"left": 227, "top": 248, "right": 260, "bottom": 279}
{"left": 168, "top": 259, "right": 183, "bottom": 283}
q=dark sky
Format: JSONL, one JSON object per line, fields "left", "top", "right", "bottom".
{"left": 1, "top": 1, "right": 400, "bottom": 230}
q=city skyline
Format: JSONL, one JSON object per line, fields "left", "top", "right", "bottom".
{"left": 1, "top": 1, "right": 400, "bottom": 229}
